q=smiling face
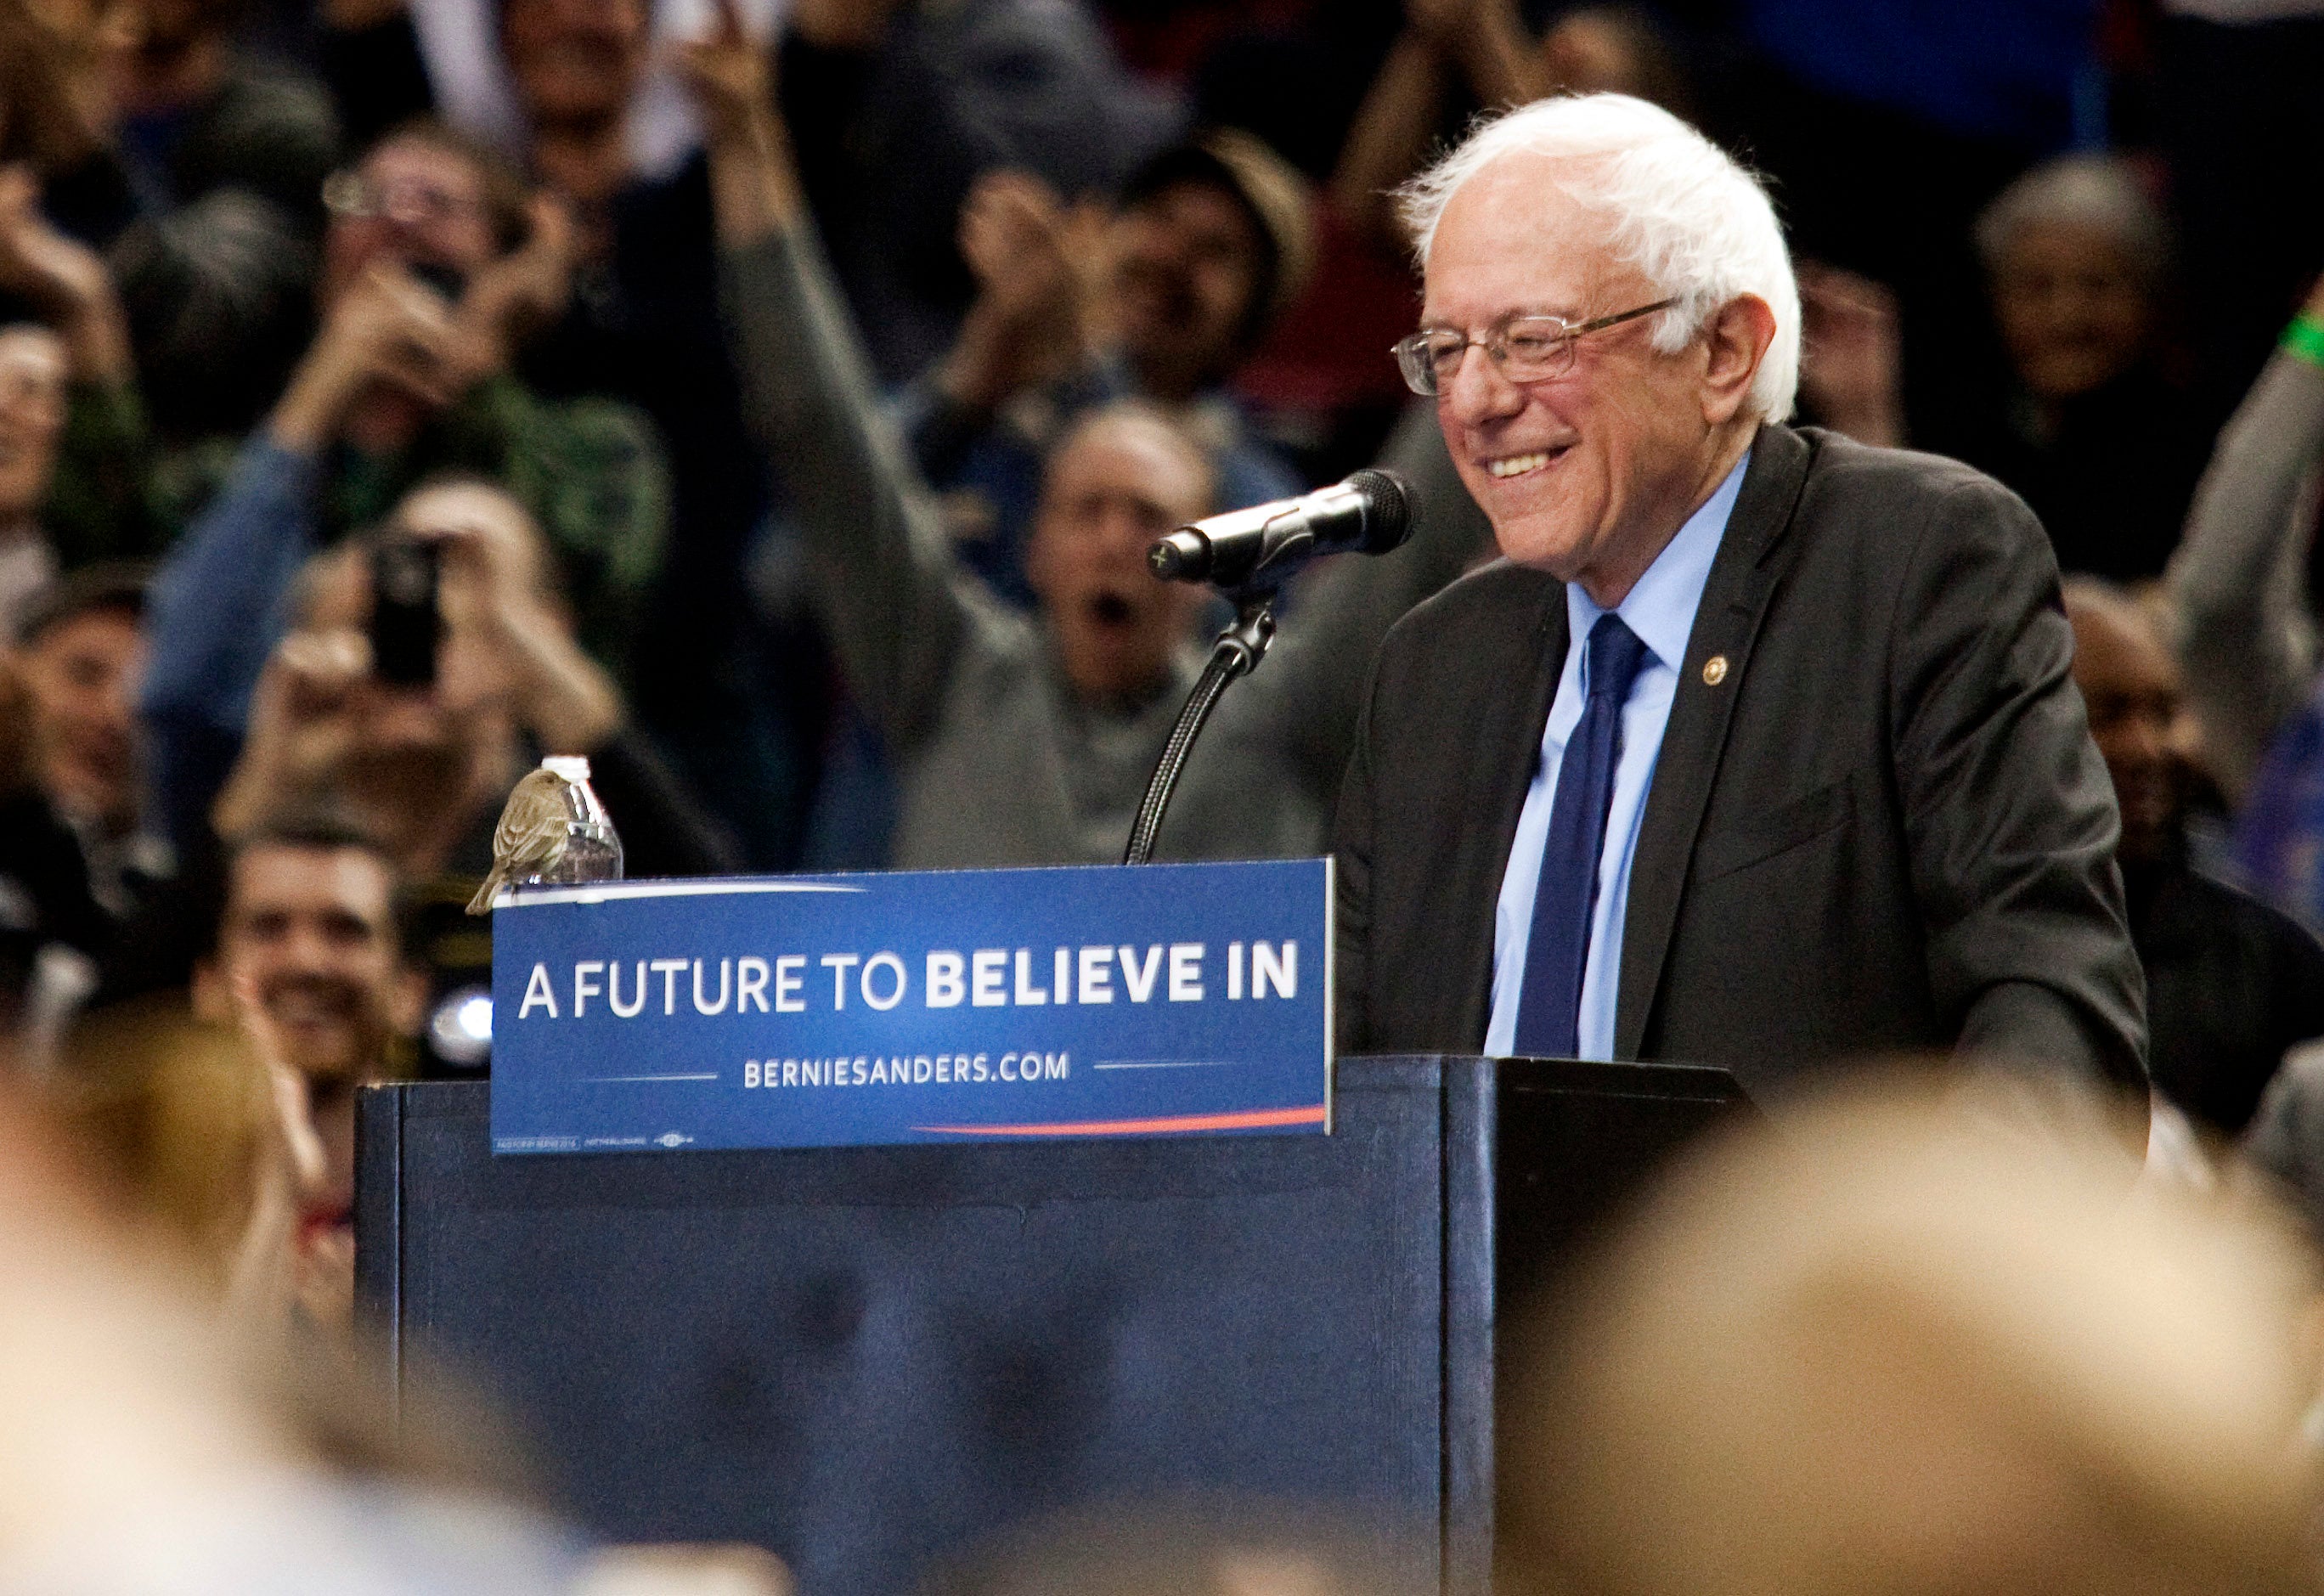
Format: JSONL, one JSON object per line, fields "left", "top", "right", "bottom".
{"left": 201, "top": 840, "right": 421, "bottom": 1219}
{"left": 211, "top": 843, "right": 415, "bottom": 1082}
{"left": 1990, "top": 221, "right": 2151, "bottom": 402}
{"left": 1424, "top": 154, "right": 1751, "bottom": 606}
{"left": 1029, "top": 409, "right": 1214, "bottom": 704}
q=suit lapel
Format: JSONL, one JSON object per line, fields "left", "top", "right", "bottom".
{"left": 1446, "top": 575, "right": 1568, "bottom": 1048}
{"left": 1614, "top": 425, "right": 1817, "bottom": 1057}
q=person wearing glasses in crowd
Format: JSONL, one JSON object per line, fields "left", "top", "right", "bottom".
{"left": 1334, "top": 94, "right": 2145, "bottom": 1103}
{"left": 137, "top": 119, "right": 668, "bottom": 855}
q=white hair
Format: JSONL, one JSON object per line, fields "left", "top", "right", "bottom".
{"left": 1396, "top": 94, "right": 1801, "bottom": 422}
{"left": 1974, "top": 154, "right": 2171, "bottom": 291}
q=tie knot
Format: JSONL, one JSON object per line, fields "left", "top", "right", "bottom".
{"left": 1585, "top": 612, "right": 1650, "bottom": 706}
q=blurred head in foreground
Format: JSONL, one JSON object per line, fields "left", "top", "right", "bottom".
{"left": 922, "top": 1500, "right": 1421, "bottom": 1596}
{"left": 49, "top": 995, "right": 304, "bottom": 1300}
{"left": 1500, "top": 1077, "right": 2324, "bottom": 1596}
{"left": 0, "top": 1063, "right": 591, "bottom": 1591}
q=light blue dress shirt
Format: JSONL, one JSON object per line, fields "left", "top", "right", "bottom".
{"left": 1485, "top": 455, "right": 1749, "bottom": 1061}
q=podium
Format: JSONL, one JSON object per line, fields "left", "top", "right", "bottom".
{"left": 355, "top": 1056, "right": 1746, "bottom": 1596}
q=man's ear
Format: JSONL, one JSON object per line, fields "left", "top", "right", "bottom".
{"left": 190, "top": 958, "right": 234, "bottom": 1023}
{"left": 1701, "top": 294, "right": 1777, "bottom": 426}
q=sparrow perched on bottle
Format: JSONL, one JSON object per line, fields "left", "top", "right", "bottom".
{"left": 467, "top": 767, "right": 574, "bottom": 914}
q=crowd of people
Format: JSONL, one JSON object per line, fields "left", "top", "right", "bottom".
{"left": 5, "top": 0, "right": 2324, "bottom": 1576}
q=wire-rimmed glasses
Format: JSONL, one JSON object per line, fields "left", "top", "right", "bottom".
{"left": 1392, "top": 298, "right": 1678, "bottom": 396}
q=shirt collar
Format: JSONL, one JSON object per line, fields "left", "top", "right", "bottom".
{"left": 1567, "top": 450, "right": 1750, "bottom": 674}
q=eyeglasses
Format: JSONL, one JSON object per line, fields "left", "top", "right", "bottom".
{"left": 322, "top": 169, "right": 483, "bottom": 228}
{"left": 1391, "top": 298, "right": 1678, "bottom": 396}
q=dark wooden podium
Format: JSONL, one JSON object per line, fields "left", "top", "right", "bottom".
{"left": 356, "top": 1056, "right": 1746, "bottom": 1596}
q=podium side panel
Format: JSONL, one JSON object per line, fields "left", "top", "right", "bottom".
{"left": 1439, "top": 1057, "right": 1496, "bottom": 1596}
{"left": 1492, "top": 1058, "right": 1748, "bottom": 1321}
{"left": 353, "top": 1081, "right": 404, "bottom": 1396}
{"left": 377, "top": 1063, "right": 1447, "bottom": 1596}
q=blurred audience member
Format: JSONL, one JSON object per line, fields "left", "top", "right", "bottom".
{"left": 1960, "top": 155, "right": 2208, "bottom": 583}
{"left": 2065, "top": 580, "right": 2324, "bottom": 1136}
{"left": 775, "top": 0, "right": 1173, "bottom": 386}
{"left": 697, "top": 23, "right": 1323, "bottom": 866}
{"left": 0, "top": 319, "right": 68, "bottom": 632}
{"left": 0, "top": 163, "right": 154, "bottom": 568}
{"left": 96, "top": 0, "right": 342, "bottom": 230}
{"left": 1791, "top": 261, "right": 1904, "bottom": 448}
{"left": 896, "top": 133, "right": 1310, "bottom": 606}
{"left": 2154, "top": 1, "right": 2324, "bottom": 425}
{"left": 2244, "top": 1041, "right": 2324, "bottom": 1245}
{"left": 0, "top": 567, "right": 176, "bottom": 1018}
{"left": 0, "top": 1065, "right": 592, "bottom": 1591}
{"left": 189, "top": 815, "right": 420, "bottom": 1323}
{"left": 925, "top": 1502, "right": 1421, "bottom": 1596}
{"left": 1503, "top": 1078, "right": 2321, "bottom": 1596}
{"left": 140, "top": 119, "right": 666, "bottom": 837}
{"left": 320, "top": 0, "right": 831, "bottom": 870}
{"left": 181, "top": 477, "right": 731, "bottom": 875}
{"left": 2172, "top": 272, "right": 2324, "bottom": 920}
{"left": 108, "top": 188, "right": 317, "bottom": 514}
{"left": 148, "top": 479, "right": 733, "bottom": 1059}
{"left": 1332, "top": 0, "right": 1688, "bottom": 254}
{"left": 50, "top": 994, "right": 329, "bottom": 1323}
{"left": 0, "top": 0, "right": 339, "bottom": 249}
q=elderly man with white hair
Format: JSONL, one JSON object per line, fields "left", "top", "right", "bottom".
{"left": 1334, "top": 94, "right": 2146, "bottom": 1100}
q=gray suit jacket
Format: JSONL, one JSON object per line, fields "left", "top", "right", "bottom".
{"left": 1334, "top": 424, "right": 2148, "bottom": 1098}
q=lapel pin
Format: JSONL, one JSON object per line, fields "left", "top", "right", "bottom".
{"left": 1702, "top": 654, "right": 1729, "bottom": 686}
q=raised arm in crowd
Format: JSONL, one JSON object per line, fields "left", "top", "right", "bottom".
{"left": 689, "top": 4, "right": 1507, "bottom": 869}
{"left": 2169, "top": 274, "right": 2324, "bottom": 804}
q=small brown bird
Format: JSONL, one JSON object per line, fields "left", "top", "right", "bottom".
{"left": 467, "top": 766, "right": 575, "bottom": 914}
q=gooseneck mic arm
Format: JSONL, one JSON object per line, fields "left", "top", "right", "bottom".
{"left": 1123, "top": 470, "right": 1414, "bottom": 866}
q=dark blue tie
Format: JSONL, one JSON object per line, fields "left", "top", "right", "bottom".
{"left": 1514, "top": 612, "right": 1652, "bottom": 1057}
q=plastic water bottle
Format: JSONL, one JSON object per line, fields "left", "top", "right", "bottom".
{"left": 526, "top": 754, "right": 624, "bottom": 887}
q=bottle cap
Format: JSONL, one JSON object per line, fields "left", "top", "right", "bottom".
{"left": 541, "top": 755, "right": 592, "bottom": 782}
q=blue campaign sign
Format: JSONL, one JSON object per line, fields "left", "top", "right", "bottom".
{"left": 488, "top": 859, "right": 1331, "bottom": 1154}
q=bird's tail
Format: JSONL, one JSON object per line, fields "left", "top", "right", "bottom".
{"left": 466, "top": 866, "right": 509, "bottom": 916}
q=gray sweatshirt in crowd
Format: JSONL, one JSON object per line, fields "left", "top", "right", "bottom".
{"left": 720, "top": 226, "right": 1298, "bottom": 868}
{"left": 719, "top": 223, "right": 1494, "bottom": 871}
{"left": 2169, "top": 349, "right": 2324, "bottom": 799}
{"left": 715, "top": 214, "right": 1496, "bottom": 873}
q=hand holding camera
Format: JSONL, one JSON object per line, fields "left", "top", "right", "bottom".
{"left": 268, "top": 261, "right": 471, "bottom": 452}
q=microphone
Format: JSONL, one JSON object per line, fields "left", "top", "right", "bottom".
{"left": 1148, "top": 468, "right": 1413, "bottom": 589}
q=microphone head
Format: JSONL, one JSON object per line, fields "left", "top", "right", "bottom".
{"left": 1345, "top": 468, "right": 1414, "bottom": 555}
{"left": 1148, "top": 528, "right": 1210, "bottom": 582}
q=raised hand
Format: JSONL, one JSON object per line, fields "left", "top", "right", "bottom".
{"left": 408, "top": 480, "right": 623, "bottom": 753}
{"left": 958, "top": 169, "right": 1078, "bottom": 329}
{"left": 268, "top": 261, "right": 470, "bottom": 451}
{"left": 0, "top": 163, "right": 132, "bottom": 384}
{"left": 454, "top": 191, "right": 578, "bottom": 377}
{"left": 675, "top": 0, "right": 775, "bottom": 145}
{"left": 677, "top": 0, "right": 801, "bottom": 240}
{"left": 213, "top": 624, "right": 373, "bottom": 840}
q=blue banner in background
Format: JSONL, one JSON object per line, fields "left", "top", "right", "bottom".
{"left": 488, "top": 860, "right": 1333, "bottom": 1154}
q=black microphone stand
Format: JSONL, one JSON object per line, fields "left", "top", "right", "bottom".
{"left": 1121, "top": 589, "right": 1276, "bottom": 866}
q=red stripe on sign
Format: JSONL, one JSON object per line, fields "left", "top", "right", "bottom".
{"left": 914, "top": 1104, "right": 1328, "bottom": 1136}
